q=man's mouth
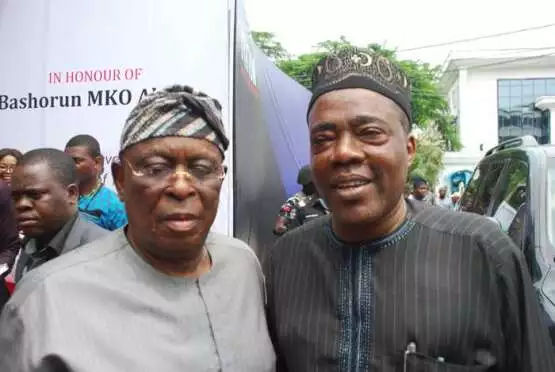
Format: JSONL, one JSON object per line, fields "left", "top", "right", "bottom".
{"left": 18, "top": 218, "right": 39, "bottom": 228}
{"left": 160, "top": 213, "right": 200, "bottom": 233}
{"left": 330, "top": 174, "right": 373, "bottom": 200}
{"left": 333, "top": 179, "right": 371, "bottom": 189}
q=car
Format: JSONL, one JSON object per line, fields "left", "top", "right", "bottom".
{"left": 458, "top": 135, "right": 555, "bottom": 344}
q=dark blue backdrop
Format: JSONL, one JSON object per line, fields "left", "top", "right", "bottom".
{"left": 233, "top": 0, "right": 311, "bottom": 255}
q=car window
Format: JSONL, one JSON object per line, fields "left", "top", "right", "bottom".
{"left": 491, "top": 160, "right": 529, "bottom": 235}
{"left": 459, "top": 164, "right": 485, "bottom": 212}
{"left": 461, "top": 161, "right": 505, "bottom": 215}
{"left": 546, "top": 158, "right": 555, "bottom": 249}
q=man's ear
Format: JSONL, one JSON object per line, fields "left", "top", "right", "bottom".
{"left": 95, "top": 155, "right": 104, "bottom": 175}
{"left": 112, "top": 160, "right": 125, "bottom": 202}
{"left": 66, "top": 183, "right": 79, "bottom": 205}
{"left": 407, "top": 133, "right": 417, "bottom": 166}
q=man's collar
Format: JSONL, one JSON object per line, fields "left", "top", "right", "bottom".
{"left": 24, "top": 212, "right": 80, "bottom": 256}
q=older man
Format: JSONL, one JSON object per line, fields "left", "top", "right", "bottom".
{"left": 0, "top": 86, "right": 275, "bottom": 372}
{"left": 263, "top": 49, "right": 555, "bottom": 371}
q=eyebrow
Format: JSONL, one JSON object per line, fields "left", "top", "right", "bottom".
{"left": 310, "top": 122, "right": 336, "bottom": 135}
{"left": 134, "top": 148, "right": 220, "bottom": 163}
{"left": 12, "top": 186, "right": 47, "bottom": 195}
{"left": 310, "top": 115, "right": 385, "bottom": 134}
{"left": 348, "top": 114, "right": 381, "bottom": 127}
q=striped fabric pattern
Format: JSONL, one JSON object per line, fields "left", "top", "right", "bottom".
{"left": 263, "top": 200, "right": 555, "bottom": 372}
{"left": 120, "top": 85, "right": 229, "bottom": 156}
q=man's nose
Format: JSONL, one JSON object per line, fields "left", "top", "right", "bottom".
{"left": 332, "top": 133, "right": 365, "bottom": 164}
{"left": 165, "top": 166, "right": 197, "bottom": 200}
{"left": 15, "top": 196, "right": 33, "bottom": 210}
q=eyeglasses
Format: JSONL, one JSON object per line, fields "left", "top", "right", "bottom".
{"left": 125, "top": 160, "right": 225, "bottom": 186}
{"left": 0, "top": 165, "right": 15, "bottom": 172}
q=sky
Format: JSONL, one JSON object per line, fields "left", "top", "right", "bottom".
{"left": 244, "top": 0, "right": 555, "bottom": 66}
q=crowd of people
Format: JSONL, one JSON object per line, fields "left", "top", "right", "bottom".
{"left": 0, "top": 49, "right": 553, "bottom": 371}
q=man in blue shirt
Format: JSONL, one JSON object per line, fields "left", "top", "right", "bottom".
{"left": 65, "top": 135, "right": 127, "bottom": 230}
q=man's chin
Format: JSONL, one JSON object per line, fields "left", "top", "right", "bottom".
{"left": 149, "top": 239, "right": 206, "bottom": 262}
{"left": 20, "top": 227, "right": 44, "bottom": 238}
{"left": 156, "top": 228, "right": 205, "bottom": 248}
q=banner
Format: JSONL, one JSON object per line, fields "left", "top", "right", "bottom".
{"left": 233, "top": 0, "right": 310, "bottom": 255}
{"left": 0, "top": 0, "right": 235, "bottom": 235}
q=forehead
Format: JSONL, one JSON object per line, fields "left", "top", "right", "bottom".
{"left": 65, "top": 146, "right": 91, "bottom": 158}
{"left": 0, "top": 155, "right": 18, "bottom": 164}
{"left": 12, "top": 163, "right": 56, "bottom": 189}
{"left": 125, "top": 136, "right": 222, "bottom": 161}
{"left": 308, "top": 88, "right": 403, "bottom": 128}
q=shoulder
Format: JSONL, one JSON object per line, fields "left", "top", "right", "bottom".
{"left": 206, "top": 232, "right": 262, "bottom": 273}
{"left": 76, "top": 214, "right": 110, "bottom": 240}
{"left": 0, "top": 181, "right": 9, "bottom": 196}
{"left": 287, "top": 192, "right": 306, "bottom": 205}
{"left": 266, "top": 215, "right": 329, "bottom": 260}
{"left": 407, "top": 199, "right": 520, "bottom": 263}
{"left": 102, "top": 186, "right": 123, "bottom": 205}
{"left": 0, "top": 182, "right": 10, "bottom": 206}
{"left": 207, "top": 232, "right": 257, "bottom": 260}
{"left": 99, "top": 185, "right": 118, "bottom": 197}
{"left": 409, "top": 199, "right": 492, "bottom": 235}
{"left": 9, "top": 231, "right": 125, "bottom": 306}
{"left": 279, "top": 197, "right": 295, "bottom": 209}
{"left": 100, "top": 186, "right": 125, "bottom": 207}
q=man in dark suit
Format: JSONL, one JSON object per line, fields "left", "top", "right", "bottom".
{"left": 10, "top": 149, "right": 108, "bottom": 282}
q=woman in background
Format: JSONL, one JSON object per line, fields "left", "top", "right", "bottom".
{"left": 0, "top": 149, "right": 22, "bottom": 186}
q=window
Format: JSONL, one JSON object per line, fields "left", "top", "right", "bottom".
{"left": 497, "top": 78, "right": 553, "bottom": 145}
{"left": 487, "top": 159, "right": 541, "bottom": 281}
{"left": 460, "top": 161, "right": 505, "bottom": 215}
{"left": 458, "top": 166, "right": 482, "bottom": 212}
{"left": 491, "top": 160, "right": 528, "bottom": 234}
{"left": 547, "top": 158, "right": 555, "bottom": 247}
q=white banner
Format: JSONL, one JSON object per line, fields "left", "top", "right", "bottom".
{"left": 0, "top": 0, "right": 235, "bottom": 235}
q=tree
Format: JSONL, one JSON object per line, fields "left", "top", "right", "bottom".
{"left": 398, "top": 60, "right": 460, "bottom": 151}
{"left": 409, "top": 123, "right": 446, "bottom": 188}
{"left": 250, "top": 31, "right": 289, "bottom": 61}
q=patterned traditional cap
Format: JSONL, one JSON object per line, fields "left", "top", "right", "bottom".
{"left": 120, "top": 85, "right": 229, "bottom": 157}
{"left": 308, "top": 48, "right": 412, "bottom": 123}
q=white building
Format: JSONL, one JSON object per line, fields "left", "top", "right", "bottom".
{"left": 437, "top": 50, "right": 555, "bottom": 192}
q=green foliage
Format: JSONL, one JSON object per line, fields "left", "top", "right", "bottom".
{"left": 251, "top": 31, "right": 289, "bottom": 61}
{"left": 251, "top": 33, "right": 461, "bottom": 184}
{"left": 408, "top": 124, "right": 446, "bottom": 188}
{"left": 276, "top": 53, "right": 324, "bottom": 89}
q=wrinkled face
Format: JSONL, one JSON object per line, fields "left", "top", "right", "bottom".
{"left": 113, "top": 137, "right": 224, "bottom": 261}
{"left": 0, "top": 155, "right": 18, "bottom": 185}
{"left": 65, "top": 146, "right": 101, "bottom": 185}
{"left": 11, "top": 163, "right": 78, "bottom": 238}
{"left": 308, "top": 89, "right": 415, "bottom": 228}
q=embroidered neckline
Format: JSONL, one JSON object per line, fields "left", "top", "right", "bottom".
{"left": 326, "top": 218, "right": 415, "bottom": 251}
